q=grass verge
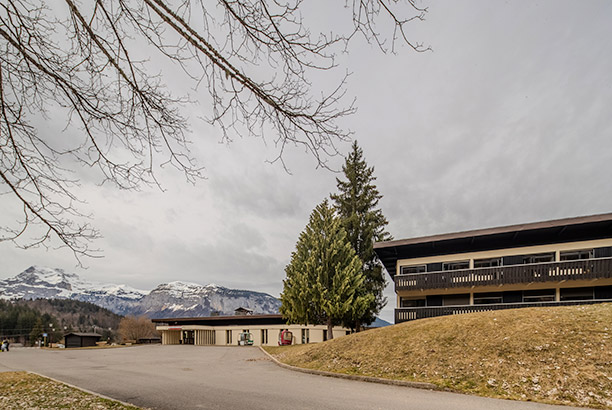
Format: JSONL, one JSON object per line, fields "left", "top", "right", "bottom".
{"left": 264, "top": 303, "right": 612, "bottom": 409}
{"left": 0, "top": 371, "right": 141, "bottom": 409}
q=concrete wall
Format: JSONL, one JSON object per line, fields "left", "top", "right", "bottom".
{"left": 156, "top": 324, "right": 350, "bottom": 346}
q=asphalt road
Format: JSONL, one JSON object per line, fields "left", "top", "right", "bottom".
{"left": 0, "top": 345, "right": 588, "bottom": 410}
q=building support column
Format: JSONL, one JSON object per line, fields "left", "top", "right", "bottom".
{"left": 555, "top": 288, "right": 561, "bottom": 302}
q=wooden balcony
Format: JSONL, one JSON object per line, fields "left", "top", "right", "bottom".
{"left": 395, "top": 299, "right": 610, "bottom": 323}
{"left": 395, "top": 257, "right": 612, "bottom": 291}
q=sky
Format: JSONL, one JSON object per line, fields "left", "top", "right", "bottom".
{"left": 2, "top": 1, "right": 612, "bottom": 324}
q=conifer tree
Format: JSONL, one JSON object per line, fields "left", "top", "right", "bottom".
{"left": 331, "top": 141, "right": 392, "bottom": 330}
{"left": 29, "top": 318, "right": 43, "bottom": 347}
{"left": 280, "top": 200, "right": 373, "bottom": 339}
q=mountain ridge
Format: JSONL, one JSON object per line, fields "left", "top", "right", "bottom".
{"left": 0, "top": 266, "right": 281, "bottom": 318}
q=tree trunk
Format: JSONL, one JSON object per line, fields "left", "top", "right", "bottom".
{"left": 327, "top": 318, "right": 334, "bottom": 340}
{"left": 355, "top": 320, "right": 362, "bottom": 333}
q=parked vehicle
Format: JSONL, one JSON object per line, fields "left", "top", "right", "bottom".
{"left": 278, "top": 330, "right": 293, "bottom": 346}
{"left": 238, "top": 332, "right": 253, "bottom": 346}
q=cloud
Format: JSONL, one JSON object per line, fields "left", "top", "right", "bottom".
{"left": 2, "top": 1, "right": 612, "bottom": 325}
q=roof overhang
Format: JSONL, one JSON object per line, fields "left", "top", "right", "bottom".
{"left": 151, "top": 314, "right": 286, "bottom": 327}
{"left": 374, "top": 213, "right": 612, "bottom": 277}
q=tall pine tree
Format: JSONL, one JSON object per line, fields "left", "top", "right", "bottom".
{"left": 280, "top": 200, "right": 373, "bottom": 339}
{"left": 331, "top": 141, "right": 391, "bottom": 330}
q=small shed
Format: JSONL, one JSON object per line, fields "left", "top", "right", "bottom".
{"left": 137, "top": 336, "right": 161, "bottom": 344}
{"left": 64, "top": 332, "right": 102, "bottom": 348}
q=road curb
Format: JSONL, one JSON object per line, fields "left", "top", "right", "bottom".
{"left": 28, "top": 371, "right": 147, "bottom": 409}
{"left": 258, "top": 346, "right": 438, "bottom": 391}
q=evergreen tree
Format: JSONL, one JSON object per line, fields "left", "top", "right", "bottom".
{"left": 331, "top": 141, "right": 392, "bottom": 330}
{"left": 280, "top": 200, "right": 373, "bottom": 339}
{"left": 29, "top": 318, "right": 43, "bottom": 347}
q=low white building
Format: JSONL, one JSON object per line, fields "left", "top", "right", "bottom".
{"left": 152, "top": 314, "right": 350, "bottom": 346}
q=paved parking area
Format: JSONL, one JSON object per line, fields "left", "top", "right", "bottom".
{"left": 0, "top": 345, "right": 586, "bottom": 410}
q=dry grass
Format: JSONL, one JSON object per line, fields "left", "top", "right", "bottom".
{"left": 265, "top": 303, "right": 612, "bottom": 409}
{"left": 0, "top": 372, "right": 141, "bottom": 409}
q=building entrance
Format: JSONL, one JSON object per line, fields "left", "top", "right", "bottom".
{"left": 181, "top": 330, "right": 194, "bottom": 345}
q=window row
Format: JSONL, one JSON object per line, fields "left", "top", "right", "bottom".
{"left": 399, "top": 246, "right": 611, "bottom": 275}
{"left": 399, "top": 285, "right": 612, "bottom": 307}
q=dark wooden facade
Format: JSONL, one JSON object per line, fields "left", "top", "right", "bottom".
{"left": 375, "top": 213, "right": 612, "bottom": 278}
{"left": 395, "top": 299, "right": 610, "bottom": 322}
{"left": 395, "top": 257, "right": 612, "bottom": 291}
{"left": 64, "top": 332, "right": 102, "bottom": 348}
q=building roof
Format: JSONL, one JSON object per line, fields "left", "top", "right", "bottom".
{"left": 374, "top": 212, "right": 612, "bottom": 277}
{"left": 64, "top": 332, "right": 102, "bottom": 338}
{"left": 151, "top": 314, "right": 286, "bottom": 327}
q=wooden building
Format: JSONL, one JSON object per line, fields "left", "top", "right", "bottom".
{"left": 64, "top": 332, "right": 102, "bottom": 348}
{"left": 374, "top": 213, "right": 612, "bottom": 323}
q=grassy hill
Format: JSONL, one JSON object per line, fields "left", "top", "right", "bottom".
{"left": 265, "top": 303, "right": 612, "bottom": 409}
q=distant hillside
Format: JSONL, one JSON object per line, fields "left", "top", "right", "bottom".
{"left": 14, "top": 299, "right": 122, "bottom": 333}
{"left": 0, "top": 299, "right": 121, "bottom": 344}
{"left": 266, "top": 304, "right": 612, "bottom": 410}
{"left": 368, "top": 317, "right": 391, "bottom": 327}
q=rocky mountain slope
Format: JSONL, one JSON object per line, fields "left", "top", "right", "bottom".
{"left": 0, "top": 266, "right": 281, "bottom": 318}
{"left": 130, "top": 281, "right": 282, "bottom": 318}
{"left": 0, "top": 266, "right": 146, "bottom": 315}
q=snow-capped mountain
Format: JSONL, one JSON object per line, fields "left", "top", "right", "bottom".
{"left": 0, "top": 266, "right": 147, "bottom": 315}
{"left": 0, "top": 266, "right": 281, "bottom": 318}
{"left": 130, "top": 281, "right": 282, "bottom": 318}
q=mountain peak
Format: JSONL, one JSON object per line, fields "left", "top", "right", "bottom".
{"left": 0, "top": 266, "right": 280, "bottom": 319}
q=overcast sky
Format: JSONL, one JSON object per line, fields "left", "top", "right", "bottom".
{"left": 2, "top": 1, "right": 611, "bottom": 323}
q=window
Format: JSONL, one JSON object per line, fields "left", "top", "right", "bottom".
{"left": 226, "top": 330, "right": 232, "bottom": 344}
{"left": 474, "top": 258, "right": 502, "bottom": 268}
{"left": 442, "top": 261, "right": 469, "bottom": 271}
{"left": 523, "top": 289, "right": 555, "bottom": 302}
{"left": 523, "top": 253, "right": 555, "bottom": 264}
{"left": 473, "top": 292, "right": 503, "bottom": 305}
{"left": 261, "top": 329, "right": 268, "bottom": 345}
{"left": 323, "top": 330, "right": 327, "bottom": 341}
{"left": 560, "top": 249, "right": 594, "bottom": 261}
{"left": 560, "top": 287, "right": 594, "bottom": 301}
{"left": 400, "top": 298, "right": 426, "bottom": 307}
{"left": 301, "top": 329, "right": 309, "bottom": 344}
{"left": 401, "top": 265, "right": 426, "bottom": 275}
{"left": 442, "top": 294, "right": 470, "bottom": 306}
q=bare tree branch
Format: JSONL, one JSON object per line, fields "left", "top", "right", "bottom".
{"left": 0, "top": 0, "right": 429, "bottom": 258}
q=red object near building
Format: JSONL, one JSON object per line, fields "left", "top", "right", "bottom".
{"left": 278, "top": 330, "right": 293, "bottom": 345}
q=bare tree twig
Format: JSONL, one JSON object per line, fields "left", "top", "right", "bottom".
{"left": 0, "top": 0, "right": 429, "bottom": 258}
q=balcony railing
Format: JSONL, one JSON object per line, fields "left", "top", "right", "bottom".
{"left": 395, "top": 257, "right": 612, "bottom": 291}
{"left": 395, "top": 299, "right": 610, "bottom": 323}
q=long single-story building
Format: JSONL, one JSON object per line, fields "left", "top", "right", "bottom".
{"left": 152, "top": 314, "right": 350, "bottom": 346}
{"left": 374, "top": 212, "right": 612, "bottom": 323}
